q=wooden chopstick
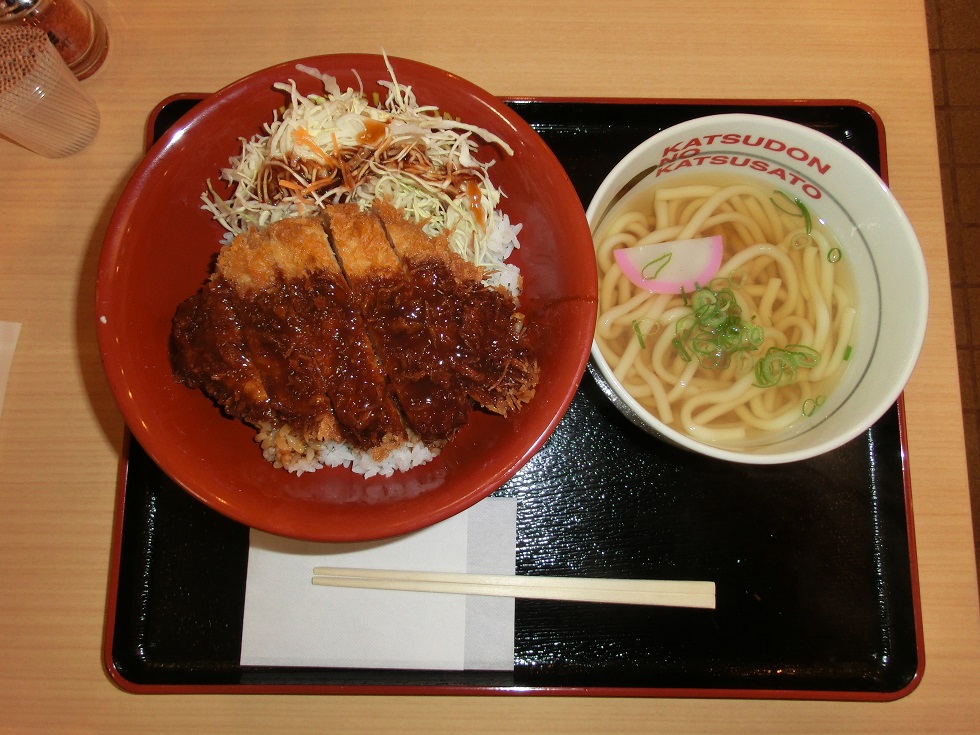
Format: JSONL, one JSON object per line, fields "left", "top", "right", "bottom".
{"left": 311, "top": 567, "right": 716, "bottom": 609}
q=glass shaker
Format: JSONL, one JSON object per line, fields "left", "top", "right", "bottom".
{"left": 0, "top": 0, "right": 108, "bottom": 80}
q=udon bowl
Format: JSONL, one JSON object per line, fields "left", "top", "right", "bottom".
{"left": 587, "top": 113, "right": 928, "bottom": 464}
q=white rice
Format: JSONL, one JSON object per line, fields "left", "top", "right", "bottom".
{"left": 255, "top": 422, "right": 440, "bottom": 478}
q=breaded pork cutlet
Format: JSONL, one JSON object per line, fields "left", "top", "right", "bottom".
{"left": 324, "top": 203, "right": 473, "bottom": 444}
{"left": 172, "top": 202, "right": 540, "bottom": 474}
{"left": 374, "top": 199, "right": 539, "bottom": 415}
{"left": 170, "top": 216, "right": 407, "bottom": 462}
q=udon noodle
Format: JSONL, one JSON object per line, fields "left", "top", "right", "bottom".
{"left": 594, "top": 174, "right": 857, "bottom": 446}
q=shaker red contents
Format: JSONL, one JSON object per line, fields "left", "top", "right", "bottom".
{"left": 0, "top": 0, "right": 108, "bottom": 80}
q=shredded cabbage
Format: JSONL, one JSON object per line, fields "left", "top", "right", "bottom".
{"left": 201, "top": 57, "right": 523, "bottom": 293}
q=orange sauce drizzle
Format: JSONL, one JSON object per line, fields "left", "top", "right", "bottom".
{"left": 465, "top": 179, "right": 486, "bottom": 230}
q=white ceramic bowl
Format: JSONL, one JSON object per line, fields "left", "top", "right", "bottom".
{"left": 587, "top": 113, "right": 928, "bottom": 464}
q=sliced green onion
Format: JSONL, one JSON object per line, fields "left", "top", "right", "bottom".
{"left": 784, "top": 344, "right": 820, "bottom": 369}
{"left": 632, "top": 319, "right": 647, "bottom": 349}
{"left": 753, "top": 344, "right": 822, "bottom": 388}
{"left": 827, "top": 247, "right": 842, "bottom": 263}
{"left": 727, "top": 268, "right": 748, "bottom": 288}
{"left": 672, "top": 283, "right": 762, "bottom": 369}
{"left": 843, "top": 345, "right": 853, "bottom": 361}
{"left": 754, "top": 348, "right": 798, "bottom": 387}
{"left": 803, "top": 395, "right": 827, "bottom": 417}
{"left": 671, "top": 336, "right": 691, "bottom": 362}
{"left": 771, "top": 190, "right": 813, "bottom": 235}
{"left": 631, "top": 318, "right": 661, "bottom": 348}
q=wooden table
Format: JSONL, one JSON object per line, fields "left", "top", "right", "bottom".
{"left": 2, "top": 1, "right": 978, "bottom": 732}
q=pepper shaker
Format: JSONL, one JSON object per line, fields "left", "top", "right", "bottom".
{"left": 0, "top": 0, "right": 108, "bottom": 80}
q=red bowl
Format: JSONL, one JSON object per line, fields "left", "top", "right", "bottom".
{"left": 96, "top": 54, "right": 597, "bottom": 542}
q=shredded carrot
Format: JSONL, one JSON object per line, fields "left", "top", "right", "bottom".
{"left": 291, "top": 127, "right": 330, "bottom": 163}
{"left": 277, "top": 179, "right": 305, "bottom": 192}
{"left": 276, "top": 178, "right": 316, "bottom": 211}
{"left": 330, "top": 131, "right": 355, "bottom": 190}
{"left": 302, "top": 177, "right": 336, "bottom": 195}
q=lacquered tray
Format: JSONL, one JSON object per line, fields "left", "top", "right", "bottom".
{"left": 103, "top": 95, "right": 923, "bottom": 699}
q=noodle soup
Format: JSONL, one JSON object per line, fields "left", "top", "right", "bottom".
{"left": 586, "top": 113, "right": 927, "bottom": 464}
{"left": 593, "top": 173, "right": 857, "bottom": 448}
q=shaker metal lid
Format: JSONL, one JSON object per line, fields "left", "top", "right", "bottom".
{"left": 1, "top": 1, "right": 43, "bottom": 21}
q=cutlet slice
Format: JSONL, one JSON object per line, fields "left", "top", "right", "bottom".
{"left": 170, "top": 277, "right": 322, "bottom": 436}
{"left": 215, "top": 214, "right": 338, "bottom": 291}
{"left": 171, "top": 216, "right": 407, "bottom": 459}
{"left": 373, "top": 199, "right": 539, "bottom": 415}
{"left": 323, "top": 203, "right": 473, "bottom": 444}
{"left": 373, "top": 198, "right": 485, "bottom": 284}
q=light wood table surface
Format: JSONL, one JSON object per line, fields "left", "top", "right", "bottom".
{"left": 2, "top": 1, "right": 978, "bottom": 732}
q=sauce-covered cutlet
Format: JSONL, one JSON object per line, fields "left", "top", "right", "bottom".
{"left": 171, "top": 204, "right": 539, "bottom": 472}
{"left": 374, "top": 199, "right": 538, "bottom": 415}
{"left": 170, "top": 216, "right": 406, "bottom": 457}
{"left": 324, "top": 203, "right": 473, "bottom": 444}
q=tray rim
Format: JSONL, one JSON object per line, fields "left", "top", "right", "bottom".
{"left": 102, "top": 94, "right": 924, "bottom": 700}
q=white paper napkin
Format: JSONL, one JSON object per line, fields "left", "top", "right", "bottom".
{"left": 241, "top": 496, "right": 517, "bottom": 670}
{"left": 0, "top": 322, "right": 21, "bottom": 421}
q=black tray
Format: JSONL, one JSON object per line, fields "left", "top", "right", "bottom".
{"left": 103, "top": 96, "right": 923, "bottom": 699}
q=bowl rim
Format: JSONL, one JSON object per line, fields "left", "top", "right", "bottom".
{"left": 586, "top": 112, "right": 928, "bottom": 464}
